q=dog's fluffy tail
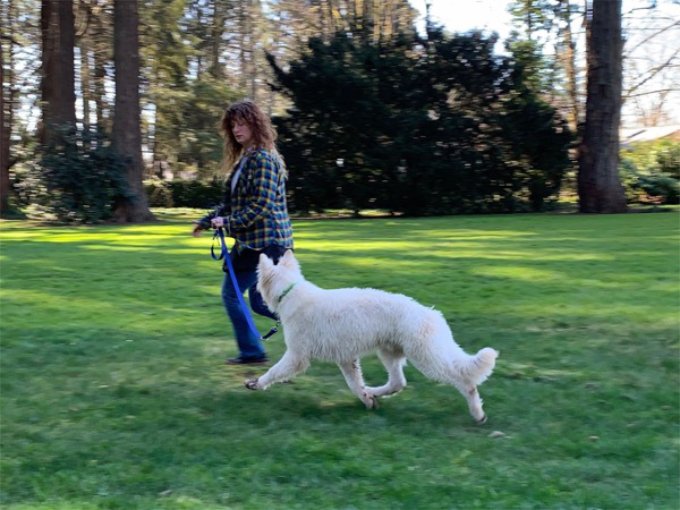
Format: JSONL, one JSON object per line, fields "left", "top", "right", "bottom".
{"left": 464, "top": 348, "right": 499, "bottom": 386}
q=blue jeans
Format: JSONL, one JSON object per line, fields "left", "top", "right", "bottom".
{"left": 221, "top": 245, "right": 287, "bottom": 358}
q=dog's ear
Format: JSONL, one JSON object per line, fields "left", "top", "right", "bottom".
{"left": 258, "top": 253, "right": 274, "bottom": 271}
{"left": 279, "top": 249, "right": 300, "bottom": 272}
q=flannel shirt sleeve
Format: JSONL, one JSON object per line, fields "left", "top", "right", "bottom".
{"left": 225, "top": 152, "right": 279, "bottom": 234}
{"left": 196, "top": 199, "right": 227, "bottom": 228}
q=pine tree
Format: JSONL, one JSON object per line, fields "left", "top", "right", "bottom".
{"left": 112, "top": 0, "right": 155, "bottom": 222}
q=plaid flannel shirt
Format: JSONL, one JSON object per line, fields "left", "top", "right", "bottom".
{"left": 202, "top": 149, "right": 293, "bottom": 252}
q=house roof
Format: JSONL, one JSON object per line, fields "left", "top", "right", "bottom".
{"left": 621, "top": 125, "right": 680, "bottom": 144}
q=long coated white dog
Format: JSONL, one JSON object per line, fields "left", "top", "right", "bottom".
{"left": 246, "top": 250, "right": 499, "bottom": 423}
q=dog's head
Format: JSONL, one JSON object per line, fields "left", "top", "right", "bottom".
{"left": 257, "top": 250, "right": 303, "bottom": 311}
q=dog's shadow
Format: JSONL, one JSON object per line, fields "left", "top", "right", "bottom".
{"left": 214, "top": 378, "right": 479, "bottom": 434}
{"left": 221, "top": 383, "right": 366, "bottom": 419}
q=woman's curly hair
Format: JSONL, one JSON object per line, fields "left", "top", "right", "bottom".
{"left": 219, "top": 100, "right": 285, "bottom": 177}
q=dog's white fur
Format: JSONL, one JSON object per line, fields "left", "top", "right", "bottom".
{"left": 248, "top": 250, "right": 498, "bottom": 423}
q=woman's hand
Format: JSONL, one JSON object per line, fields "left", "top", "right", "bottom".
{"left": 191, "top": 221, "right": 204, "bottom": 237}
{"left": 211, "top": 217, "right": 225, "bottom": 228}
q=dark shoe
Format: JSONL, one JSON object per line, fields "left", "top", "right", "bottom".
{"left": 225, "top": 355, "right": 269, "bottom": 366}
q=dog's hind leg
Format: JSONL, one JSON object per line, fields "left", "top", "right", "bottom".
{"left": 245, "top": 350, "right": 309, "bottom": 390}
{"left": 365, "top": 348, "right": 407, "bottom": 398}
{"left": 337, "top": 359, "right": 379, "bottom": 409}
{"left": 463, "top": 385, "right": 487, "bottom": 424}
{"left": 405, "top": 345, "right": 492, "bottom": 424}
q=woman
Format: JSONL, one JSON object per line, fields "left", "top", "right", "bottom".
{"left": 193, "top": 100, "right": 294, "bottom": 365}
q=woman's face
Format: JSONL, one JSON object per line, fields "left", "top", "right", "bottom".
{"left": 231, "top": 118, "right": 254, "bottom": 148}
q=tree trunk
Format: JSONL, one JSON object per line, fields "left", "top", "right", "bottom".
{"left": 210, "top": 0, "right": 222, "bottom": 79}
{"left": 40, "top": 0, "right": 77, "bottom": 144}
{"left": 577, "top": 0, "right": 627, "bottom": 213}
{"left": 1, "top": 0, "right": 18, "bottom": 215}
{"left": 112, "top": 0, "right": 155, "bottom": 222}
{"left": 239, "top": 0, "right": 248, "bottom": 92}
{"left": 364, "top": 0, "right": 375, "bottom": 43}
{"left": 525, "top": 0, "right": 533, "bottom": 40}
{"left": 0, "top": 29, "right": 9, "bottom": 214}
{"left": 93, "top": 25, "right": 108, "bottom": 132}
{"left": 247, "top": 0, "right": 257, "bottom": 101}
{"left": 560, "top": 0, "right": 579, "bottom": 132}
{"left": 80, "top": 46, "right": 92, "bottom": 148}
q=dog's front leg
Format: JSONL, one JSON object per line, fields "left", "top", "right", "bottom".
{"left": 245, "top": 350, "right": 309, "bottom": 390}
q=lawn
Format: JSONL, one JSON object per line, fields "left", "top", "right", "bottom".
{"left": 1, "top": 210, "right": 678, "bottom": 510}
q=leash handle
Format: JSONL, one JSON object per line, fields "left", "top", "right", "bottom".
{"left": 261, "top": 322, "right": 281, "bottom": 340}
{"left": 211, "top": 229, "right": 225, "bottom": 260}
{"left": 212, "top": 228, "right": 278, "bottom": 341}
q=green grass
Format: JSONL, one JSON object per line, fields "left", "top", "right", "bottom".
{"left": 1, "top": 210, "right": 678, "bottom": 510}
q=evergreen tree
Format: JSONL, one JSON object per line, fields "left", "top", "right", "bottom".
{"left": 269, "top": 28, "right": 571, "bottom": 215}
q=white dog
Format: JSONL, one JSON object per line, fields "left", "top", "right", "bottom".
{"left": 247, "top": 250, "right": 499, "bottom": 423}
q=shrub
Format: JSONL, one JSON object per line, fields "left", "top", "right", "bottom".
{"left": 269, "top": 31, "right": 571, "bottom": 216}
{"left": 144, "top": 179, "right": 175, "bottom": 207}
{"left": 635, "top": 174, "right": 680, "bottom": 204}
{"left": 620, "top": 140, "right": 680, "bottom": 204}
{"left": 16, "top": 128, "right": 131, "bottom": 223}
{"left": 144, "top": 178, "right": 225, "bottom": 209}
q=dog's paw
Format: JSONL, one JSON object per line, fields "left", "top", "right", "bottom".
{"left": 362, "top": 391, "right": 380, "bottom": 410}
{"left": 245, "top": 379, "right": 260, "bottom": 390}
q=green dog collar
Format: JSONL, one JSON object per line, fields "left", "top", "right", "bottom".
{"left": 277, "top": 282, "right": 297, "bottom": 303}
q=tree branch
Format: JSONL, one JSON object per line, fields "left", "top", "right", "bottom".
{"left": 623, "top": 1, "right": 657, "bottom": 17}
{"left": 625, "top": 47, "right": 680, "bottom": 98}
{"left": 0, "top": 34, "right": 20, "bottom": 45}
{"left": 624, "top": 20, "right": 679, "bottom": 55}
{"left": 626, "top": 88, "right": 679, "bottom": 98}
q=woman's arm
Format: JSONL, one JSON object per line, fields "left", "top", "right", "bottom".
{"left": 193, "top": 202, "right": 226, "bottom": 236}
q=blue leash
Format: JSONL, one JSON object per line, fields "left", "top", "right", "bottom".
{"left": 211, "top": 228, "right": 279, "bottom": 341}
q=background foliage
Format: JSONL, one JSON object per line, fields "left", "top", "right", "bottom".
{"left": 3, "top": 0, "right": 679, "bottom": 220}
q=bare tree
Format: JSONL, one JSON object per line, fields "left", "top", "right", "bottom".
{"left": 622, "top": 7, "right": 679, "bottom": 127}
{"left": 577, "top": 0, "right": 627, "bottom": 213}
{"left": 112, "top": 0, "right": 155, "bottom": 222}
